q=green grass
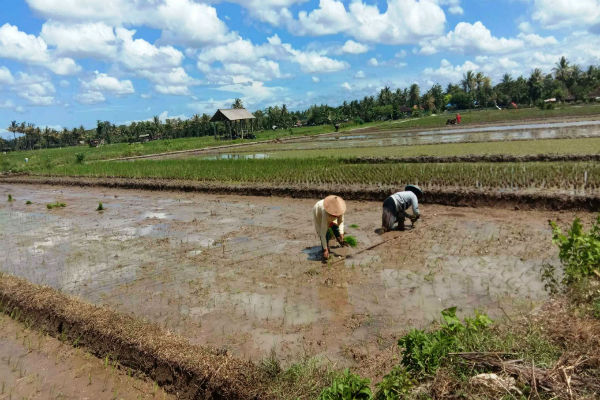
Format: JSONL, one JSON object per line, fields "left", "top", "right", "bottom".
{"left": 46, "top": 202, "right": 66, "bottom": 209}
{"left": 39, "top": 158, "right": 599, "bottom": 191}
{"left": 0, "top": 122, "right": 370, "bottom": 174}
{"left": 236, "top": 137, "right": 600, "bottom": 159}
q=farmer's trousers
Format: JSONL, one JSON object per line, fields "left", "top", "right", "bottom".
{"left": 382, "top": 196, "right": 405, "bottom": 231}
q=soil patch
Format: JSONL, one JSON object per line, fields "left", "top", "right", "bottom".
{"left": 0, "top": 274, "right": 271, "bottom": 400}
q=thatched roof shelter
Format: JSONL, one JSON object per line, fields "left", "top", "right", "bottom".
{"left": 210, "top": 108, "right": 255, "bottom": 122}
{"left": 209, "top": 108, "right": 256, "bottom": 140}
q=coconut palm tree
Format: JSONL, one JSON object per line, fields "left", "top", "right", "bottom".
{"left": 553, "top": 56, "right": 571, "bottom": 83}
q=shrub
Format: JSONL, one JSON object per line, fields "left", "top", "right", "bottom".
{"left": 318, "top": 369, "right": 372, "bottom": 400}
{"left": 374, "top": 366, "right": 415, "bottom": 400}
{"left": 398, "top": 307, "right": 492, "bottom": 377}
{"left": 550, "top": 215, "right": 600, "bottom": 284}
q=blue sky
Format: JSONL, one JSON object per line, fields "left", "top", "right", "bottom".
{"left": 1, "top": 0, "right": 599, "bottom": 137}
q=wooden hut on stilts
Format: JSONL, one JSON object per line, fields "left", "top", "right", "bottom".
{"left": 209, "top": 108, "right": 256, "bottom": 140}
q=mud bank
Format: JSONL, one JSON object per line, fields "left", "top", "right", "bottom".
{"left": 344, "top": 153, "right": 600, "bottom": 164}
{"left": 0, "top": 274, "right": 270, "bottom": 400}
{"left": 2, "top": 175, "right": 599, "bottom": 211}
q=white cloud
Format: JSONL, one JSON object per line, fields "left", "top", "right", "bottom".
{"left": 420, "top": 21, "right": 525, "bottom": 55}
{"left": 11, "top": 72, "right": 56, "bottom": 106}
{"left": 27, "top": 0, "right": 234, "bottom": 47}
{"left": 215, "top": 0, "right": 305, "bottom": 26}
{"left": 341, "top": 82, "right": 352, "bottom": 90}
{"left": 368, "top": 57, "right": 379, "bottom": 66}
{"left": 354, "top": 70, "right": 366, "bottom": 78}
{"left": 422, "top": 58, "right": 480, "bottom": 84}
{"left": 157, "top": 0, "right": 233, "bottom": 46}
{"left": 438, "top": 0, "right": 463, "bottom": 15}
{"left": 0, "top": 66, "right": 14, "bottom": 85}
{"left": 395, "top": 49, "right": 407, "bottom": 58}
{"left": 82, "top": 71, "right": 134, "bottom": 95}
{"left": 41, "top": 21, "right": 118, "bottom": 59}
{"left": 341, "top": 40, "right": 368, "bottom": 54}
{"left": 312, "top": 76, "right": 320, "bottom": 82}
{"left": 518, "top": 21, "right": 533, "bottom": 33}
{"left": 116, "top": 28, "right": 183, "bottom": 71}
{"left": 196, "top": 34, "right": 347, "bottom": 82}
{"left": 294, "top": 0, "right": 446, "bottom": 45}
{"left": 517, "top": 32, "right": 558, "bottom": 47}
{"left": 532, "top": 0, "right": 600, "bottom": 29}
{"left": 76, "top": 91, "right": 106, "bottom": 105}
{"left": 0, "top": 23, "right": 80, "bottom": 75}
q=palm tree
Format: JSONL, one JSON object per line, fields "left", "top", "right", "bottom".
{"left": 553, "top": 56, "right": 571, "bottom": 83}
{"left": 461, "top": 70, "right": 476, "bottom": 93}
{"left": 528, "top": 68, "right": 544, "bottom": 103}
{"left": 232, "top": 98, "right": 244, "bottom": 109}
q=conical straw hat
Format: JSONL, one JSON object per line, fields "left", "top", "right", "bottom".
{"left": 323, "top": 195, "right": 346, "bottom": 216}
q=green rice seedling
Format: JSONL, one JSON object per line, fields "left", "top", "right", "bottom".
{"left": 343, "top": 235, "right": 358, "bottom": 247}
{"left": 46, "top": 202, "right": 66, "bottom": 209}
{"left": 7, "top": 194, "right": 13, "bottom": 202}
{"left": 349, "top": 224, "right": 359, "bottom": 229}
{"left": 25, "top": 200, "right": 32, "bottom": 205}
{"left": 96, "top": 202, "right": 104, "bottom": 211}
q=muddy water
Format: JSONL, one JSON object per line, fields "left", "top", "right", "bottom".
{"left": 226, "top": 119, "right": 600, "bottom": 154}
{"left": 0, "top": 184, "right": 587, "bottom": 369}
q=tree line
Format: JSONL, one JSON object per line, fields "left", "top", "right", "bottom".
{"left": 2, "top": 56, "right": 599, "bottom": 151}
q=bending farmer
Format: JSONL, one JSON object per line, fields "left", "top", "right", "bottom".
{"left": 382, "top": 185, "right": 422, "bottom": 232}
{"left": 313, "top": 195, "right": 347, "bottom": 261}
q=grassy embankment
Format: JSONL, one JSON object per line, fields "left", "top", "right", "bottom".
{"left": 33, "top": 158, "right": 599, "bottom": 192}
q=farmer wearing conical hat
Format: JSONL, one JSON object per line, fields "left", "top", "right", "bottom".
{"left": 382, "top": 185, "right": 422, "bottom": 232}
{"left": 313, "top": 195, "right": 347, "bottom": 261}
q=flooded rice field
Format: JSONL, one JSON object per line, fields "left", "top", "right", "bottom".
{"left": 0, "top": 184, "right": 588, "bottom": 366}
{"left": 212, "top": 119, "right": 600, "bottom": 157}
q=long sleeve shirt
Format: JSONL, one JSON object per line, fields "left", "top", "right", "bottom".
{"left": 312, "top": 199, "right": 344, "bottom": 249}
{"left": 390, "top": 191, "right": 420, "bottom": 217}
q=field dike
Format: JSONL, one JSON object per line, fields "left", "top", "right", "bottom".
{"left": 343, "top": 154, "right": 600, "bottom": 164}
{"left": 0, "top": 273, "right": 271, "bottom": 400}
{"left": 1, "top": 174, "right": 599, "bottom": 211}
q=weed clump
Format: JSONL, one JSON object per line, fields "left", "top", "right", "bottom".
{"left": 46, "top": 202, "right": 66, "bottom": 209}
{"left": 96, "top": 202, "right": 104, "bottom": 211}
{"left": 550, "top": 214, "right": 600, "bottom": 284}
{"left": 75, "top": 153, "right": 85, "bottom": 163}
{"left": 318, "top": 369, "right": 372, "bottom": 400}
{"left": 398, "top": 307, "right": 492, "bottom": 377}
{"left": 7, "top": 194, "right": 13, "bottom": 202}
{"left": 374, "top": 366, "right": 415, "bottom": 400}
{"left": 25, "top": 200, "right": 32, "bottom": 205}
{"left": 344, "top": 235, "right": 358, "bottom": 248}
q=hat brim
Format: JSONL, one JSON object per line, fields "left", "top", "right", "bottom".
{"left": 323, "top": 195, "right": 346, "bottom": 216}
{"left": 405, "top": 185, "right": 423, "bottom": 198}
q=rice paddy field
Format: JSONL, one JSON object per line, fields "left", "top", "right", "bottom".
{"left": 1, "top": 108, "right": 600, "bottom": 399}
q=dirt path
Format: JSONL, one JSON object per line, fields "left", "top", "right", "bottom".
{"left": 0, "top": 313, "right": 173, "bottom": 400}
{"left": 0, "top": 183, "right": 594, "bottom": 379}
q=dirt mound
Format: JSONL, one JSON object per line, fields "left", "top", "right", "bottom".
{"left": 0, "top": 273, "right": 271, "bottom": 400}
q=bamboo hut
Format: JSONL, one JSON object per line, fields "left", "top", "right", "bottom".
{"left": 210, "top": 108, "right": 256, "bottom": 139}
